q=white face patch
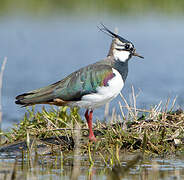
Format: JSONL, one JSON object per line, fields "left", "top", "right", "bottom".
{"left": 113, "top": 49, "right": 130, "bottom": 62}
{"left": 112, "top": 38, "right": 133, "bottom": 62}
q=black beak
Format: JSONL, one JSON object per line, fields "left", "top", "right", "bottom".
{"left": 132, "top": 49, "right": 144, "bottom": 59}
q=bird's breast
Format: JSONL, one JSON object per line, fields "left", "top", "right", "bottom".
{"left": 95, "top": 68, "right": 124, "bottom": 98}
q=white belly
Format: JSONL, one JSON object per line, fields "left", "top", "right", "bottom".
{"left": 69, "top": 68, "right": 124, "bottom": 109}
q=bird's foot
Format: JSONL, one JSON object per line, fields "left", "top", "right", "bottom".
{"left": 89, "top": 134, "right": 97, "bottom": 142}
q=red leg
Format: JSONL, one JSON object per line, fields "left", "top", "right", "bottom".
{"left": 85, "top": 109, "right": 97, "bottom": 142}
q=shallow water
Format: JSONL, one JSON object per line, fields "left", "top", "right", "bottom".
{"left": 0, "top": 152, "right": 184, "bottom": 180}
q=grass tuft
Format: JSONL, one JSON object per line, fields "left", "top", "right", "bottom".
{"left": 0, "top": 92, "right": 184, "bottom": 159}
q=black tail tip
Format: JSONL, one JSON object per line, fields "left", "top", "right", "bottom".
{"left": 15, "top": 99, "right": 25, "bottom": 105}
{"left": 15, "top": 92, "right": 34, "bottom": 105}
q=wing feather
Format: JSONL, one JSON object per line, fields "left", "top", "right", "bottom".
{"left": 15, "top": 62, "right": 115, "bottom": 106}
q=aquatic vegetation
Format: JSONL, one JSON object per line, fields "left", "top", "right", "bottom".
{"left": 0, "top": 92, "right": 184, "bottom": 179}
{"left": 1, "top": 92, "right": 184, "bottom": 157}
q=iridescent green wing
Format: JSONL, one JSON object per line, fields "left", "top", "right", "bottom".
{"left": 15, "top": 63, "right": 115, "bottom": 105}
{"left": 54, "top": 64, "right": 115, "bottom": 101}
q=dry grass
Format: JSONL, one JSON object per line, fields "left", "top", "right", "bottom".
{"left": 0, "top": 87, "right": 184, "bottom": 179}
{"left": 1, "top": 87, "right": 183, "bottom": 159}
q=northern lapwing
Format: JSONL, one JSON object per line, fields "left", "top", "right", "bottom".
{"left": 15, "top": 24, "right": 144, "bottom": 142}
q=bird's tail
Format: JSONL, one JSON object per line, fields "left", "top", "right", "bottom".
{"left": 15, "top": 84, "right": 57, "bottom": 106}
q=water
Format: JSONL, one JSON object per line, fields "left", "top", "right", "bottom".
{"left": 0, "top": 1, "right": 184, "bottom": 179}
{"left": 0, "top": 152, "right": 184, "bottom": 179}
{"left": 1, "top": 15, "right": 183, "bottom": 129}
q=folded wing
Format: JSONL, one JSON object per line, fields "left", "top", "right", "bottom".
{"left": 15, "top": 63, "right": 115, "bottom": 106}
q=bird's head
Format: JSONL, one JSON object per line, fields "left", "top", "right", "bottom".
{"left": 99, "top": 24, "right": 144, "bottom": 62}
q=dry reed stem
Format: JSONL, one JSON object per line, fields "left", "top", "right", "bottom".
{"left": 120, "top": 92, "right": 136, "bottom": 120}
{"left": 0, "top": 57, "right": 7, "bottom": 142}
{"left": 104, "top": 102, "right": 110, "bottom": 121}
{"left": 119, "top": 104, "right": 180, "bottom": 119}
{"left": 71, "top": 123, "right": 81, "bottom": 180}
{"left": 131, "top": 86, "right": 139, "bottom": 117}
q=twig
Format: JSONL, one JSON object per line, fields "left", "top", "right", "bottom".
{"left": 104, "top": 102, "right": 109, "bottom": 122}
{"left": 120, "top": 92, "right": 136, "bottom": 120}
{"left": 71, "top": 123, "right": 81, "bottom": 180}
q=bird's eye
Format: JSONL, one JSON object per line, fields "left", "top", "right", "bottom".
{"left": 125, "top": 44, "right": 130, "bottom": 49}
{"left": 130, "top": 47, "right": 134, "bottom": 51}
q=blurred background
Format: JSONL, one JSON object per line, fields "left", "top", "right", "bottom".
{"left": 0, "top": 0, "right": 184, "bottom": 129}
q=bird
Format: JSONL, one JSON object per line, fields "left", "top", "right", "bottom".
{"left": 15, "top": 24, "right": 144, "bottom": 142}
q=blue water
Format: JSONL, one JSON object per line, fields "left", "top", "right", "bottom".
{"left": 0, "top": 153, "right": 184, "bottom": 179}
{"left": 1, "top": 15, "right": 184, "bottom": 129}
